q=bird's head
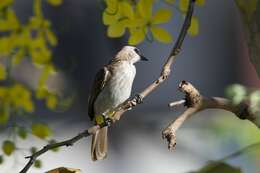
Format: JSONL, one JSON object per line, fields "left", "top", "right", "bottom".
{"left": 114, "top": 46, "right": 148, "bottom": 64}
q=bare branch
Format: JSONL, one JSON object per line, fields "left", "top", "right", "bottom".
{"left": 162, "top": 81, "right": 260, "bottom": 150}
{"left": 19, "top": 0, "right": 196, "bottom": 172}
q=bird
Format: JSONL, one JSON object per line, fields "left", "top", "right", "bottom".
{"left": 88, "top": 45, "right": 148, "bottom": 161}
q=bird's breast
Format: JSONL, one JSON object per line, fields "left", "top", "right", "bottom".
{"left": 94, "top": 63, "right": 136, "bottom": 115}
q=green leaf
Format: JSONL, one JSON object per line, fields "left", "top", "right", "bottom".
{"left": 194, "top": 162, "right": 242, "bottom": 173}
{"left": 18, "top": 127, "right": 27, "bottom": 140}
{"left": 34, "top": 160, "right": 42, "bottom": 168}
{"left": 152, "top": 9, "right": 172, "bottom": 24}
{"left": 150, "top": 26, "right": 172, "bottom": 43}
{"left": 225, "top": 84, "right": 247, "bottom": 105}
{"left": 0, "top": 64, "right": 6, "bottom": 80}
{"left": 2, "top": 140, "right": 15, "bottom": 156}
{"left": 31, "top": 123, "right": 52, "bottom": 139}
{"left": 0, "top": 155, "right": 3, "bottom": 164}
{"left": 249, "top": 90, "right": 260, "bottom": 113}
{"left": 188, "top": 16, "right": 199, "bottom": 36}
{"left": 0, "top": 102, "right": 10, "bottom": 125}
{"left": 30, "top": 147, "right": 37, "bottom": 154}
{"left": 47, "top": 0, "right": 63, "bottom": 6}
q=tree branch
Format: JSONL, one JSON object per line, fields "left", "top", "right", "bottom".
{"left": 19, "top": 0, "right": 196, "bottom": 172}
{"left": 162, "top": 81, "right": 260, "bottom": 150}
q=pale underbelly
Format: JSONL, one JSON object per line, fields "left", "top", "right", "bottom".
{"left": 94, "top": 77, "right": 133, "bottom": 115}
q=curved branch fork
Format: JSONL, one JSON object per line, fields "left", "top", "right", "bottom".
{"left": 162, "top": 81, "right": 260, "bottom": 150}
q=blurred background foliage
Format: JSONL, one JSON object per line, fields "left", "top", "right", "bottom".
{"left": 102, "top": 0, "right": 204, "bottom": 44}
{"left": 0, "top": 0, "right": 259, "bottom": 172}
{"left": 0, "top": 0, "right": 64, "bottom": 169}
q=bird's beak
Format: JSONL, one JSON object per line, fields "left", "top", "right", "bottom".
{"left": 140, "top": 55, "right": 149, "bottom": 61}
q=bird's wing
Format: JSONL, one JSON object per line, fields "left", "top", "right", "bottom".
{"left": 88, "top": 66, "right": 111, "bottom": 121}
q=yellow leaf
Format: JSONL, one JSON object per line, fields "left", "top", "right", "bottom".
{"left": 120, "top": 2, "right": 134, "bottom": 19}
{"left": 102, "top": 11, "right": 119, "bottom": 25}
{"left": 0, "top": 64, "right": 6, "bottom": 80}
{"left": 7, "top": 9, "right": 20, "bottom": 30}
{"left": 107, "top": 22, "right": 126, "bottom": 37}
{"left": 179, "top": 0, "right": 189, "bottom": 12}
{"left": 46, "top": 95, "right": 58, "bottom": 109}
{"left": 31, "top": 123, "right": 52, "bottom": 139}
{"left": 0, "top": 87, "right": 8, "bottom": 98}
{"left": 105, "top": 0, "right": 118, "bottom": 12}
{"left": 0, "top": 0, "right": 13, "bottom": 9}
{"left": 2, "top": 140, "right": 15, "bottom": 156}
{"left": 12, "top": 48, "right": 25, "bottom": 65}
{"left": 47, "top": 0, "right": 63, "bottom": 6}
{"left": 188, "top": 16, "right": 199, "bottom": 36}
{"left": 150, "top": 27, "right": 172, "bottom": 43}
{"left": 152, "top": 9, "right": 172, "bottom": 24}
{"left": 196, "top": 0, "right": 205, "bottom": 6}
{"left": 137, "top": 0, "right": 154, "bottom": 20}
{"left": 46, "top": 30, "right": 58, "bottom": 46}
{"left": 36, "top": 88, "right": 49, "bottom": 99}
{"left": 128, "top": 28, "right": 146, "bottom": 45}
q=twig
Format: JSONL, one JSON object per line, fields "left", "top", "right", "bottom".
{"left": 162, "top": 81, "right": 260, "bottom": 150}
{"left": 19, "top": 0, "right": 196, "bottom": 172}
{"left": 19, "top": 126, "right": 101, "bottom": 173}
{"left": 169, "top": 99, "right": 186, "bottom": 107}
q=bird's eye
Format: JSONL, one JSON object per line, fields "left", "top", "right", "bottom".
{"left": 134, "top": 48, "right": 140, "bottom": 55}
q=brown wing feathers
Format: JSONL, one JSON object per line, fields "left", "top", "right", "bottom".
{"left": 88, "top": 66, "right": 111, "bottom": 121}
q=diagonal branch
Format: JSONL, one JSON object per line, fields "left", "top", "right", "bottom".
{"left": 19, "top": 0, "right": 196, "bottom": 172}
{"left": 162, "top": 81, "right": 260, "bottom": 150}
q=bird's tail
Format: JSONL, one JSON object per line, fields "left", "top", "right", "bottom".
{"left": 91, "top": 127, "right": 108, "bottom": 161}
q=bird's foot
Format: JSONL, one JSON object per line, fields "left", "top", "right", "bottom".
{"left": 100, "top": 114, "right": 113, "bottom": 127}
{"left": 134, "top": 94, "right": 144, "bottom": 104}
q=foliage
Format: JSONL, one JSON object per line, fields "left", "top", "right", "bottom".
{"left": 0, "top": 0, "right": 65, "bottom": 168}
{"left": 191, "top": 162, "right": 242, "bottom": 173}
{"left": 2, "top": 140, "right": 15, "bottom": 156}
{"left": 102, "top": 0, "right": 205, "bottom": 45}
{"left": 32, "top": 123, "right": 53, "bottom": 139}
{"left": 225, "top": 84, "right": 260, "bottom": 125}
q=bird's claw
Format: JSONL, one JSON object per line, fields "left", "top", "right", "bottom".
{"left": 105, "top": 117, "right": 113, "bottom": 127}
{"left": 134, "top": 94, "right": 143, "bottom": 104}
{"left": 100, "top": 115, "right": 113, "bottom": 127}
